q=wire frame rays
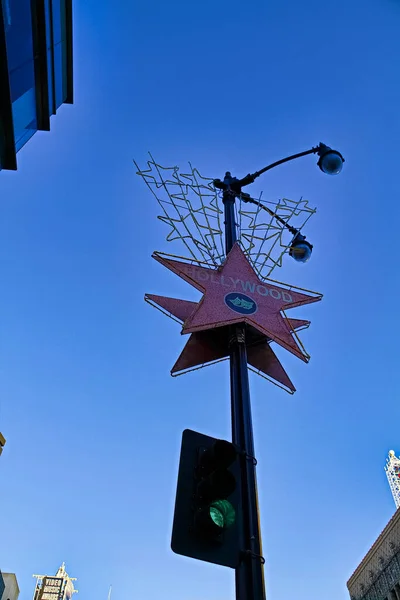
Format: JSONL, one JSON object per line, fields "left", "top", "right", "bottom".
{"left": 134, "top": 154, "right": 316, "bottom": 278}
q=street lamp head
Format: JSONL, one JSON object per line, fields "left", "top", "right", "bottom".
{"left": 289, "top": 233, "right": 313, "bottom": 263}
{"left": 317, "top": 143, "right": 345, "bottom": 175}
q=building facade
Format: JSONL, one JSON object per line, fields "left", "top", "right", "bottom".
{"left": 347, "top": 508, "right": 400, "bottom": 600}
{"left": 386, "top": 451, "right": 400, "bottom": 511}
{"left": 0, "top": 0, "right": 73, "bottom": 170}
{"left": 1, "top": 573, "right": 20, "bottom": 600}
{"left": 348, "top": 451, "right": 400, "bottom": 600}
{"left": 33, "top": 563, "right": 77, "bottom": 600}
{"left": 0, "top": 572, "right": 5, "bottom": 600}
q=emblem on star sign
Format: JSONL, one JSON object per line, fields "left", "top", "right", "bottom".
{"left": 145, "top": 243, "right": 322, "bottom": 393}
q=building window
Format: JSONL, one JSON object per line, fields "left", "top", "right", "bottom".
{"left": 52, "top": 0, "right": 67, "bottom": 106}
{"left": 4, "top": 0, "right": 38, "bottom": 149}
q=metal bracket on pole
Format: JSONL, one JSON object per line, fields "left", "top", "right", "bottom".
{"left": 228, "top": 326, "right": 246, "bottom": 347}
{"left": 242, "top": 550, "right": 266, "bottom": 565}
{"left": 244, "top": 452, "right": 258, "bottom": 466}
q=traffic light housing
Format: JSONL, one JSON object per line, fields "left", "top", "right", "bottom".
{"left": 171, "top": 429, "right": 242, "bottom": 568}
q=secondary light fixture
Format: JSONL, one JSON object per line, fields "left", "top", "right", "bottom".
{"left": 240, "top": 193, "right": 314, "bottom": 264}
{"left": 289, "top": 232, "right": 313, "bottom": 263}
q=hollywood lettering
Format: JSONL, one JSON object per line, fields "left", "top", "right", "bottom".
{"left": 186, "top": 266, "right": 293, "bottom": 302}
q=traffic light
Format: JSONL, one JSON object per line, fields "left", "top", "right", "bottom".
{"left": 171, "top": 429, "right": 242, "bottom": 568}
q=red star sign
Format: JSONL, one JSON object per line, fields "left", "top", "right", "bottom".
{"left": 145, "top": 243, "right": 322, "bottom": 392}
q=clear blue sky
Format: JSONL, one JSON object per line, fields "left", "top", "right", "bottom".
{"left": 1, "top": 1, "right": 400, "bottom": 599}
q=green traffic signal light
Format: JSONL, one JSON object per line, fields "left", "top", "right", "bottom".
{"left": 194, "top": 441, "right": 238, "bottom": 541}
{"left": 195, "top": 499, "right": 236, "bottom": 536}
{"left": 171, "top": 429, "right": 242, "bottom": 568}
{"left": 210, "top": 499, "right": 236, "bottom": 528}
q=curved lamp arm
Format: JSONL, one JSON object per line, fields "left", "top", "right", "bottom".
{"left": 213, "top": 143, "right": 344, "bottom": 191}
{"left": 240, "top": 193, "right": 299, "bottom": 235}
{"left": 238, "top": 146, "right": 320, "bottom": 187}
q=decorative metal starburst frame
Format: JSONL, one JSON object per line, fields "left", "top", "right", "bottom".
{"left": 134, "top": 153, "right": 316, "bottom": 279}
{"left": 135, "top": 154, "right": 321, "bottom": 391}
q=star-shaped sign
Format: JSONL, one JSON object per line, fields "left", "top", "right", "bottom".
{"left": 145, "top": 243, "right": 322, "bottom": 392}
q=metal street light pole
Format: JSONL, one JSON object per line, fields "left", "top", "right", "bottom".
{"left": 216, "top": 143, "right": 345, "bottom": 600}
{"left": 222, "top": 174, "right": 266, "bottom": 600}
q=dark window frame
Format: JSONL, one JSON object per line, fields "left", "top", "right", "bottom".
{"left": 0, "top": 0, "right": 17, "bottom": 169}
{"left": 64, "top": 0, "right": 72, "bottom": 104}
{"left": 31, "top": 0, "right": 51, "bottom": 130}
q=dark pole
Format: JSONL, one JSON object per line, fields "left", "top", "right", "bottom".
{"left": 221, "top": 172, "right": 266, "bottom": 600}
{"left": 214, "top": 142, "right": 344, "bottom": 600}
